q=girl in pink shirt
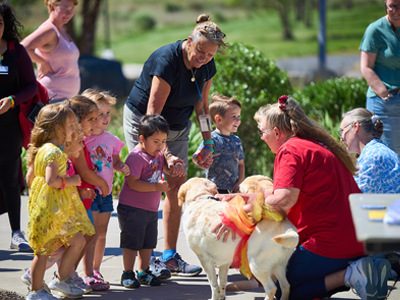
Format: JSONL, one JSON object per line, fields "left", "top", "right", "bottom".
{"left": 82, "top": 89, "right": 130, "bottom": 288}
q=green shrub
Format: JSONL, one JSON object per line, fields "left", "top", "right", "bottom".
{"left": 292, "top": 77, "right": 369, "bottom": 123}
{"left": 165, "top": 2, "right": 182, "bottom": 12}
{"left": 135, "top": 13, "right": 156, "bottom": 31}
{"left": 188, "top": 43, "right": 293, "bottom": 179}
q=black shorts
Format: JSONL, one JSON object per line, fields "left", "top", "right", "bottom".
{"left": 117, "top": 203, "right": 158, "bottom": 251}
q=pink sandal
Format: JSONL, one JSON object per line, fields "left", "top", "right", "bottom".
{"left": 84, "top": 275, "right": 110, "bottom": 291}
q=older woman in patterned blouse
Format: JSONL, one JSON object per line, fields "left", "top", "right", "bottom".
{"left": 339, "top": 107, "right": 400, "bottom": 193}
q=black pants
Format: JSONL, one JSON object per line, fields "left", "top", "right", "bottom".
{"left": 0, "top": 156, "right": 22, "bottom": 232}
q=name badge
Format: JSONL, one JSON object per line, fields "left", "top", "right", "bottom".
{"left": 199, "top": 114, "right": 213, "bottom": 132}
{"left": 0, "top": 66, "right": 8, "bottom": 75}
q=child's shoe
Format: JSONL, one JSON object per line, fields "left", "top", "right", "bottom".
{"left": 84, "top": 274, "right": 110, "bottom": 291}
{"left": 149, "top": 256, "right": 171, "bottom": 279}
{"left": 48, "top": 272, "right": 83, "bottom": 299}
{"left": 137, "top": 268, "right": 162, "bottom": 286}
{"left": 26, "top": 289, "right": 59, "bottom": 300}
{"left": 70, "top": 272, "right": 93, "bottom": 294}
{"left": 20, "top": 268, "right": 51, "bottom": 293}
{"left": 93, "top": 269, "right": 104, "bottom": 280}
{"left": 120, "top": 270, "right": 140, "bottom": 289}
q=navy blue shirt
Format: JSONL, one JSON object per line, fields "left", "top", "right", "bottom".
{"left": 126, "top": 40, "right": 217, "bottom": 131}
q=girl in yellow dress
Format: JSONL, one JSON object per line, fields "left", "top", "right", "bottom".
{"left": 25, "top": 103, "right": 95, "bottom": 300}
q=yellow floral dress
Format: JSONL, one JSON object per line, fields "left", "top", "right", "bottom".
{"left": 27, "top": 143, "right": 95, "bottom": 255}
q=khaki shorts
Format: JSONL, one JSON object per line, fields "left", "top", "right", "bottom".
{"left": 123, "top": 104, "right": 191, "bottom": 170}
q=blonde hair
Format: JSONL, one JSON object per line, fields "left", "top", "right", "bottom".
{"left": 81, "top": 88, "right": 117, "bottom": 106}
{"left": 191, "top": 14, "right": 227, "bottom": 51}
{"left": 66, "top": 95, "right": 98, "bottom": 122}
{"left": 26, "top": 103, "right": 76, "bottom": 167}
{"left": 209, "top": 94, "right": 241, "bottom": 124}
{"left": 45, "top": 0, "right": 78, "bottom": 14}
{"left": 343, "top": 108, "right": 383, "bottom": 140}
{"left": 254, "top": 96, "right": 357, "bottom": 175}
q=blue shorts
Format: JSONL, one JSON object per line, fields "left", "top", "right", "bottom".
{"left": 91, "top": 190, "right": 114, "bottom": 213}
{"left": 86, "top": 209, "right": 94, "bottom": 225}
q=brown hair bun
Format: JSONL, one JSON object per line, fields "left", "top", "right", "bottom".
{"left": 196, "top": 14, "right": 210, "bottom": 24}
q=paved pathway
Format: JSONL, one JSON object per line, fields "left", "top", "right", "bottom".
{"left": 0, "top": 196, "right": 398, "bottom": 300}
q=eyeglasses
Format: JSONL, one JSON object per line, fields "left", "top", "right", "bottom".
{"left": 386, "top": 4, "right": 400, "bottom": 11}
{"left": 337, "top": 122, "right": 353, "bottom": 138}
{"left": 258, "top": 127, "right": 274, "bottom": 137}
{"left": 57, "top": 5, "right": 74, "bottom": 14}
{"left": 198, "top": 25, "right": 226, "bottom": 39}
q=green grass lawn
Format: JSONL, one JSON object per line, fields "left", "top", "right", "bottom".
{"left": 95, "top": 2, "right": 384, "bottom": 64}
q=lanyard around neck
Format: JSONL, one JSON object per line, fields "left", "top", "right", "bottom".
{"left": 388, "top": 17, "right": 400, "bottom": 43}
{"left": 185, "top": 43, "right": 209, "bottom": 115}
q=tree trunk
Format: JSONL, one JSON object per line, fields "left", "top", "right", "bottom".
{"left": 80, "top": 0, "right": 102, "bottom": 56}
{"left": 276, "top": 4, "right": 294, "bottom": 40}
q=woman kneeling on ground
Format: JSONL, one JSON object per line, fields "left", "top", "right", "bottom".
{"left": 216, "top": 96, "right": 391, "bottom": 300}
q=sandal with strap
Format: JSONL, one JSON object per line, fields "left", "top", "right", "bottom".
{"left": 84, "top": 275, "right": 110, "bottom": 291}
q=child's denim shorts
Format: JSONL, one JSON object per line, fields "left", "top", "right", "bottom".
{"left": 91, "top": 189, "right": 114, "bottom": 213}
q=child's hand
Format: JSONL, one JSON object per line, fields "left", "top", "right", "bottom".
{"left": 100, "top": 183, "right": 109, "bottom": 197}
{"left": 120, "top": 163, "right": 131, "bottom": 176}
{"left": 156, "top": 180, "right": 169, "bottom": 192}
{"left": 78, "top": 188, "right": 96, "bottom": 200}
{"left": 70, "top": 175, "right": 82, "bottom": 187}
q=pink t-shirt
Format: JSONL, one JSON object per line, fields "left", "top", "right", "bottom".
{"left": 118, "top": 146, "right": 165, "bottom": 212}
{"left": 35, "top": 21, "right": 80, "bottom": 99}
{"left": 84, "top": 131, "right": 125, "bottom": 196}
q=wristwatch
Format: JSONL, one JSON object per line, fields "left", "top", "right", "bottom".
{"left": 382, "top": 93, "right": 393, "bottom": 102}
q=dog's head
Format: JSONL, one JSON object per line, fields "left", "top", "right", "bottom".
{"left": 239, "top": 175, "right": 273, "bottom": 194}
{"left": 178, "top": 178, "right": 218, "bottom": 206}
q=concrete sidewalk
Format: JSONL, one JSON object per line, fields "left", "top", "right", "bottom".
{"left": 0, "top": 196, "right": 398, "bottom": 300}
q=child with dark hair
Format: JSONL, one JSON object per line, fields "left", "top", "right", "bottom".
{"left": 118, "top": 114, "right": 177, "bottom": 288}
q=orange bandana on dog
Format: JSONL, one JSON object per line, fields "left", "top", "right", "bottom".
{"left": 220, "top": 193, "right": 284, "bottom": 279}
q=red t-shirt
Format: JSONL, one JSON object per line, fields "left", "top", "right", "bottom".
{"left": 273, "top": 137, "right": 365, "bottom": 258}
{"left": 76, "top": 142, "right": 95, "bottom": 209}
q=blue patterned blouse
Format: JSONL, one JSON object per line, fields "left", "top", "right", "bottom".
{"left": 355, "top": 139, "right": 400, "bottom": 193}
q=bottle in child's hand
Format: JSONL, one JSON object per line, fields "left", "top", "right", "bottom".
{"left": 192, "top": 153, "right": 202, "bottom": 164}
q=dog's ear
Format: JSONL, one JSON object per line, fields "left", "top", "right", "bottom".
{"left": 178, "top": 182, "right": 188, "bottom": 206}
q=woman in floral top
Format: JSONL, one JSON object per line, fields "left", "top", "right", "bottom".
{"left": 339, "top": 107, "right": 400, "bottom": 193}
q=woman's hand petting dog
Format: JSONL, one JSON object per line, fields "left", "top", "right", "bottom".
{"left": 212, "top": 220, "right": 237, "bottom": 243}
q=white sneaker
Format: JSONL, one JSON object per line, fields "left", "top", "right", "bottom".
{"left": 48, "top": 272, "right": 83, "bottom": 299}
{"left": 70, "top": 272, "right": 93, "bottom": 294}
{"left": 11, "top": 230, "right": 32, "bottom": 252}
{"left": 345, "top": 257, "right": 377, "bottom": 300}
{"left": 26, "top": 289, "right": 58, "bottom": 300}
{"left": 21, "top": 268, "right": 51, "bottom": 293}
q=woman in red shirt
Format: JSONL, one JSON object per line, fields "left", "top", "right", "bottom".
{"left": 217, "top": 96, "right": 391, "bottom": 300}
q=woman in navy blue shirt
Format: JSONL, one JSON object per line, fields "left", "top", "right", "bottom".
{"left": 123, "top": 14, "right": 226, "bottom": 280}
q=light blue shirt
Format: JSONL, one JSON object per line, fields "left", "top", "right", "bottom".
{"left": 359, "top": 16, "right": 400, "bottom": 98}
{"left": 197, "top": 130, "right": 244, "bottom": 190}
{"left": 355, "top": 139, "right": 400, "bottom": 193}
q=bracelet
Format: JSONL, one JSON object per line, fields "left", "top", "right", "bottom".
{"left": 203, "top": 140, "right": 214, "bottom": 145}
{"left": 8, "top": 96, "right": 14, "bottom": 108}
{"left": 165, "top": 150, "right": 172, "bottom": 158}
{"left": 60, "top": 177, "right": 66, "bottom": 190}
{"left": 204, "top": 145, "right": 214, "bottom": 153}
{"left": 382, "top": 93, "right": 393, "bottom": 102}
